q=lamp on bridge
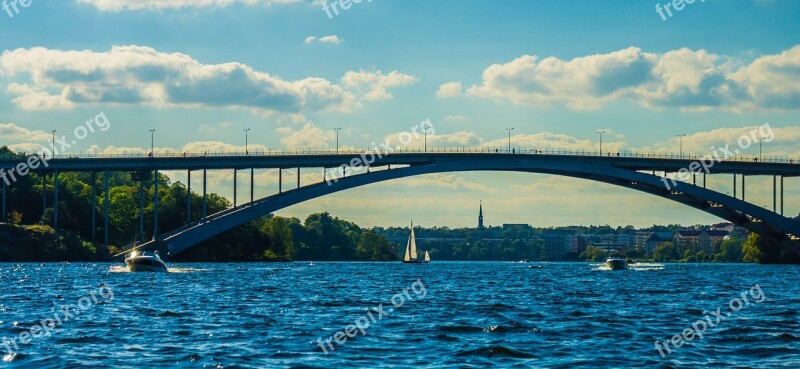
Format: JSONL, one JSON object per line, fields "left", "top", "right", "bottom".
{"left": 334, "top": 127, "right": 342, "bottom": 153}
{"left": 596, "top": 129, "right": 607, "bottom": 155}
{"left": 505, "top": 128, "right": 514, "bottom": 153}
{"left": 149, "top": 129, "right": 156, "bottom": 158}
{"left": 676, "top": 133, "right": 687, "bottom": 159}
{"left": 244, "top": 128, "right": 251, "bottom": 155}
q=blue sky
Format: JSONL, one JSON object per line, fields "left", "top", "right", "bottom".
{"left": 1, "top": 0, "right": 799, "bottom": 228}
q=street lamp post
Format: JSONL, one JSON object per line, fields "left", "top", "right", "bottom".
{"left": 334, "top": 127, "right": 342, "bottom": 153}
{"left": 596, "top": 130, "right": 606, "bottom": 155}
{"left": 149, "top": 129, "right": 155, "bottom": 157}
{"left": 505, "top": 128, "right": 514, "bottom": 152}
{"left": 676, "top": 134, "right": 687, "bottom": 158}
{"left": 244, "top": 128, "right": 251, "bottom": 155}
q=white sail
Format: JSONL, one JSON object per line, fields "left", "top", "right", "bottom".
{"left": 409, "top": 222, "right": 418, "bottom": 259}
{"left": 424, "top": 250, "right": 430, "bottom": 262}
{"left": 403, "top": 236, "right": 412, "bottom": 262}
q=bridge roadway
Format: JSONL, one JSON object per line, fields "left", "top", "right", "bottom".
{"left": 1, "top": 149, "right": 799, "bottom": 175}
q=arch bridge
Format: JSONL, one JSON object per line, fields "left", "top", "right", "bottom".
{"left": 1, "top": 149, "right": 798, "bottom": 256}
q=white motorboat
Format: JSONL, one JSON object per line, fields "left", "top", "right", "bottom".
{"left": 605, "top": 254, "right": 628, "bottom": 270}
{"left": 125, "top": 249, "right": 168, "bottom": 272}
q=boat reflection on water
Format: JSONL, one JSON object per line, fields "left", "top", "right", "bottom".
{"left": 125, "top": 249, "right": 168, "bottom": 272}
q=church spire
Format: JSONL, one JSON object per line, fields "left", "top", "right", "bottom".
{"left": 478, "top": 201, "right": 484, "bottom": 229}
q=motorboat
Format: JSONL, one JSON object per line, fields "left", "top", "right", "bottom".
{"left": 125, "top": 249, "right": 168, "bottom": 272}
{"left": 605, "top": 254, "right": 628, "bottom": 270}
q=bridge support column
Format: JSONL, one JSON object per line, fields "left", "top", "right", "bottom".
{"left": 202, "top": 169, "right": 207, "bottom": 221}
{"left": 54, "top": 169, "right": 59, "bottom": 229}
{"left": 1, "top": 178, "right": 5, "bottom": 223}
{"left": 773, "top": 175, "right": 777, "bottom": 212}
{"left": 187, "top": 170, "right": 191, "bottom": 223}
{"left": 781, "top": 176, "right": 784, "bottom": 216}
{"left": 250, "top": 168, "right": 254, "bottom": 203}
{"left": 233, "top": 169, "right": 237, "bottom": 207}
{"left": 91, "top": 172, "right": 96, "bottom": 243}
{"left": 703, "top": 173, "right": 706, "bottom": 189}
{"left": 104, "top": 168, "right": 109, "bottom": 252}
{"left": 41, "top": 174, "right": 46, "bottom": 219}
{"left": 742, "top": 175, "right": 745, "bottom": 202}
{"left": 279, "top": 169, "right": 282, "bottom": 193}
{"left": 139, "top": 177, "right": 144, "bottom": 242}
{"left": 297, "top": 168, "right": 300, "bottom": 188}
{"left": 154, "top": 169, "right": 159, "bottom": 238}
{"left": 693, "top": 173, "right": 696, "bottom": 185}
{"left": 733, "top": 175, "right": 737, "bottom": 199}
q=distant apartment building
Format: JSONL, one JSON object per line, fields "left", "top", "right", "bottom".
{"left": 675, "top": 229, "right": 729, "bottom": 253}
{"left": 590, "top": 241, "right": 626, "bottom": 253}
{"left": 542, "top": 232, "right": 577, "bottom": 260}
{"left": 634, "top": 232, "right": 654, "bottom": 249}
{"left": 645, "top": 233, "right": 673, "bottom": 255}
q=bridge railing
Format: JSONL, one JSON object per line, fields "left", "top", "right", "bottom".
{"left": 2, "top": 147, "right": 797, "bottom": 164}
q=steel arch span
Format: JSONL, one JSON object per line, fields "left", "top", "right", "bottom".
{"left": 145, "top": 158, "right": 800, "bottom": 257}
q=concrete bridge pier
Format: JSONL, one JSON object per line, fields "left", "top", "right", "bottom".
{"left": 54, "top": 169, "right": 59, "bottom": 230}
{"left": 154, "top": 169, "right": 159, "bottom": 238}
{"left": 91, "top": 172, "right": 96, "bottom": 243}
{"left": 1, "top": 179, "right": 5, "bottom": 222}
{"left": 742, "top": 175, "right": 746, "bottom": 201}
{"left": 250, "top": 168, "right": 254, "bottom": 203}
{"left": 139, "top": 177, "right": 145, "bottom": 242}
{"left": 187, "top": 170, "right": 191, "bottom": 223}
{"left": 233, "top": 169, "right": 237, "bottom": 207}
{"left": 41, "top": 175, "right": 46, "bottom": 220}
{"left": 104, "top": 168, "right": 109, "bottom": 252}
{"left": 202, "top": 169, "right": 207, "bottom": 221}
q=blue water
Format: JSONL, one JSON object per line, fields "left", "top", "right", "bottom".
{"left": 0, "top": 262, "right": 798, "bottom": 368}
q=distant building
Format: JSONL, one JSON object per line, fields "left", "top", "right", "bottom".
{"left": 542, "top": 231, "right": 574, "bottom": 260}
{"left": 635, "top": 232, "right": 654, "bottom": 249}
{"left": 502, "top": 224, "right": 531, "bottom": 230}
{"left": 645, "top": 233, "right": 673, "bottom": 255}
{"left": 478, "top": 201, "right": 484, "bottom": 229}
{"left": 675, "top": 229, "right": 729, "bottom": 253}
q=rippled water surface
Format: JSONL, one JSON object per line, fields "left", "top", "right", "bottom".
{"left": 0, "top": 262, "right": 798, "bottom": 368}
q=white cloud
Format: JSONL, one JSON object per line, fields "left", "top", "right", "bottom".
{"left": 276, "top": 123, "right": 335, "bottom": 149}
{"left": 462, "top": 45, "right": 800, "bottom": 112}
{"left": 305, "top": 35, "right": 342, "bottom": 45}
{"left": 341, "top": 70, "right": 418, "bottom": 101}
{"left": 436, "top": 82, "right": 463, "bottom": 98}
{"left": 0, "top": 123, "right": 51, "bottom": 143}
{"left": 76, "top": 0, "right": 314, "bottom": 11}
{"left": 0, "top": 45, "right": 358, "bottom": 114}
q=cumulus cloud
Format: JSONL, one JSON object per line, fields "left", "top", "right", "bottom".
{"left": 461, "top": 45, "right": 800, "bottom": 112}
{"left": 0, "top": 46, "right": 412, "bottom": 114}
{"left": 304, "top": 35, "right": 342, "bottom": 45}
{"left": 76, "top": 0, "right": 316, "bottom": 11}
{"left": 436, "top": 82, "right": 463, "bottom": 98}
{"left": 0, "top": 123, "right": 51, "bottom": 143}
{"left": 276, "top": 123, "right": 335, "bottom": 149}
{"left": 342, "top": 70, "right": 418, "bottom": 101}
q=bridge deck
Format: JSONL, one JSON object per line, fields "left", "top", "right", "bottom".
{"left": 1, "top": 150, "right": 798, "bottom": 176}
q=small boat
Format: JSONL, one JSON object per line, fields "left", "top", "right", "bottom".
{"left": 125, "top": 249, "right": 168, "bottom": 272}
{"left": 403, "top": 221, "right": 429, "bottom": 264}
{"left": 605, "top": 254, "right": 628, "bottom": 270}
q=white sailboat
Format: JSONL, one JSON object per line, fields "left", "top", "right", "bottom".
{"left": 403, "top": 221, "right": 429, "bottom": 264}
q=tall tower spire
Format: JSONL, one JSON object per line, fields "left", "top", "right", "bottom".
{"left": 478, "top": 201, "right": 484, "bottom": 229}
